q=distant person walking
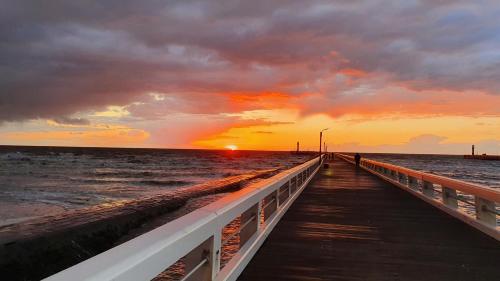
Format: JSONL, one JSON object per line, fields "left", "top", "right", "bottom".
{"left": 355, "top": 153, "right": 361, "bottom": 168}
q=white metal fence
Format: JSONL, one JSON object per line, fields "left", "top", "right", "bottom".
{"left": 336, "top": 153, "right": 500, "bottom": 241}
{"left": 44, "top": 156, "right": 325, "bottom": 281}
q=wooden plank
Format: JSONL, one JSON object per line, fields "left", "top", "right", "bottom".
{"left": 238, "top": 159, "right": 500, "bottom": 281}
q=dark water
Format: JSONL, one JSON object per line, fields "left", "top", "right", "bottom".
{"left": 0, "top": 146, "right": 312, "bottom": 226}
{"left": 361, "top": 153, "right": 500, "bottom": 188}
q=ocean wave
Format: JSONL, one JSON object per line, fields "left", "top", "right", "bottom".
{"left": 0, "top": 152, "right": 32, "bottom": 161}
{"left": 88, "top": 170, "right": 216, "bottom": 179}
{"left": 92, "top": 171, "right": 155, "bottom": 177}
{"left": 137, "top": 180, "right": 193, "bottom": 186}
{"left": 70, "top": 177, "right": 194, "bottom": 187}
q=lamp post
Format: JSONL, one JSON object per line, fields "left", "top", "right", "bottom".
{"left": 319, "top": 128, "right": 329, "bottom": 160}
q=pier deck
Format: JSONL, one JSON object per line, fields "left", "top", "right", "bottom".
{"left": 238, "top": 159, "right": 500, "bottom": 281}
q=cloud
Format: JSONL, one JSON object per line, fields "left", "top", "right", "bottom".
{"left": 51, "top": 117, "right": 91, "bottom": 126}
{"left": 1, "top": 0, "right": 500, "bottom": 124}
{"left": 0, "top": 127, "right": 150, "bottom": 147}
{"left": 332, "top": 134, "right": 500, "bottom": 155}
{"left": 135, "top": 110, "right": 295, "bottom": 148}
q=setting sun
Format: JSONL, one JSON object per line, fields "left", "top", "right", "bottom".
{"left": 225, "top": 145, "right": 238, "bottom": 151}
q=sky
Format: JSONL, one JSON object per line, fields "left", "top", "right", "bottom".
{"left": 1, "top": 0, "right": 500, "bottom": 154}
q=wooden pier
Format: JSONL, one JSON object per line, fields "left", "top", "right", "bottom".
{"left": 238, "top": 159, "right": 500, "bottom": 281}
{"left": 464, "top": 154, "right": 500, "bottom": 160}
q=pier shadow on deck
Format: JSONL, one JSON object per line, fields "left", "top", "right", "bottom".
{"left": 238, "top": 159, "right": 500, "bottom": 281}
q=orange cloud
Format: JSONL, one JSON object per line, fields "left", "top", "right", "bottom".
{"left": 301, "top": 86, "right": 500, "bottom": 119}
{"left": 1, "top": 128, "right": 149, "bottom": 147}
{"left": 225, "top": 92, "right": 298, "bottom": 111}
{"left": 338, "top": 68, "right": 368, "bottom": 78}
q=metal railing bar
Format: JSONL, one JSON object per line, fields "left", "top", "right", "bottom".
{"left": 483, "top": 207, "right": 500, "bottom": 216}
{"left": 262, "top": 197, "right": 276, "bottom": 210}
{"left": 221, "top": 230, "right": 240, "bottom": 247}
{"left": 179, "top": 258, "right": 208, "bottom": 281}
{"left": 445, "top": 193, "right": 475, "bottom": 207}
{"left": 278, "top": 188, "right": 289, "bottom": 196}
{"left": 221, "top": 215, "right": 257, "bottom": 246}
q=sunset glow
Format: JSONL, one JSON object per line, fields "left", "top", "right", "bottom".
{"left": 0, "top": 1, "right": 499, "bottom": 154}
{"left": 225, "top": 145, "right": 238, "bottom": 151}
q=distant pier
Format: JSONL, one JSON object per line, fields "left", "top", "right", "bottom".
{"left": 464, "top": 154, "right": 500, "bottom": 160}
{"left": 464, "top": 144, "right": 500, "bottom": 160}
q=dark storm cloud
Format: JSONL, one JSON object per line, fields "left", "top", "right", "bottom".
{"left": 51, "top": 116, "right": 91, "bottom": 125}
{"left": 1, "top": 0, "right": 499, "bottom": 122}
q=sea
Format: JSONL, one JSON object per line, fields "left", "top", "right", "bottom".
{"left": 0, "top": 146, "right": 312, "bottom": 227}
{"left": 0, "top": 147, "right": 499, "bottom": 227}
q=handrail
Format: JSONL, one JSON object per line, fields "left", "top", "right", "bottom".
{"left": 335, "top": 153, "right": 499, "bottom": 240}
{"left": 338, "top": 154, "right": 500, "bottom": 201}
{"left": 44, "top": 155, "right": 326, "bottom": 281}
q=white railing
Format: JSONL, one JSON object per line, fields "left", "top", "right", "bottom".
{"left": 44, "top": 155, "right": 325, "bottom": 281}
{"left": 336, "top": 153, "right": 500, "bottom": 241}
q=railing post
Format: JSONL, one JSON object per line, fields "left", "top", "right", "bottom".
{"left": 422, "top": 181, "right": 434, "bottom": 197}
{"left": 442, "top": 187, "right": 458, "bottom": 209}
{"left": 391, "top": 170, "right": 397, "bottom": 180}
{"left": 257, "top": 200, "right": 263, "bottom": 229}
{"left": 407, "top": 176, "right": 418, "bottom": 190}
{"left": 211, "top": 231, "right": 222, "bottom": 279}
{"left": 398, "top": 173, "right": 407, "bottom": 185}
{"left": 475, "top": 197, "right": 497, "bottom": 226}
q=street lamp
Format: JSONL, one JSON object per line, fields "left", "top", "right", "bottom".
{"left": 319, "top": 128, "right": 329, "bottom": 160}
